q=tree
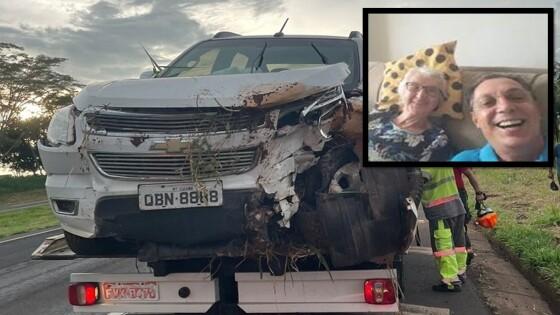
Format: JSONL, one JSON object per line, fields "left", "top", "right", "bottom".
{"left": 0, "top": 43, "right": 82, "bottom": 173}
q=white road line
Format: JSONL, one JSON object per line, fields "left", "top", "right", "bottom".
{"left": 0, "top": 227, "right": 62, "bottom": 245}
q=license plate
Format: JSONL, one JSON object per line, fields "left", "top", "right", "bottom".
{"left": 102, "top": 281, "right": 159, "bottom": 301}
{"left": 139, "top": 181, "right": 223, "bottom": 210}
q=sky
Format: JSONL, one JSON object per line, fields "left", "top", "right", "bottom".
{"left": 1, "top": 0, "right": 558, "bottom": 87}
{"left": 0, "top": 0, "right": 558, "bottom": 175}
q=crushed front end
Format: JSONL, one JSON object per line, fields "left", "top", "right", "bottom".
{"left": 39, "top": 63, "right": 419, "bottom": 268}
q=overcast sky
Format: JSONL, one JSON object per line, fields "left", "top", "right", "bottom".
{"left": 0, "top": 0, "right": 558, "bottom": 85}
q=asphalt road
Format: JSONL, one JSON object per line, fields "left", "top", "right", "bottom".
{"left": 402, "top": 219, "right": 492, "bottom": 315}
{"left": 0, "top": 220, "right": 492, "bottom": 315}
{"left": 0, "top": 229, "right": 149, "bottom": 315}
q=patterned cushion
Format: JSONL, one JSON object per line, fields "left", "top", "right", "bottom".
{"left": 377, "top": 41, "right": 464, "bottom": 120}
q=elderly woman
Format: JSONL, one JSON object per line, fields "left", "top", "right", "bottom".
{"left": 368, "top": 67, "right": 453, "bottom": 161}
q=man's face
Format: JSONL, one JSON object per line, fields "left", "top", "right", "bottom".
{"left": 401, "top": 73, "right": 443, "bottom": 117}
{"left": 471, "top": 77, "right": 542, "bottom": 151}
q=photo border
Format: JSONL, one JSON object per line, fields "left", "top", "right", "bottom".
{"left": 362, "top": 7, "right": 554, "bottom": 167}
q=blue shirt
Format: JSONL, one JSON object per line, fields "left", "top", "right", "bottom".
{"left": 452, "top": 142, "right": 548, "bottom": 162}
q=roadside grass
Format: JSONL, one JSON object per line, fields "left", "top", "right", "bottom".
{"left": 0, "top": 175, "right": 47, "bottom": 207}
{"left": 472, "top": 168, "right": 560, "bottom": 294}
{"left": 0, "top": 189, "right": 47, "bottom": 208}
{"left": 0, "top": 175, "right": 46, "bottom": 194}
{"left": 0, "top": 205, "right": 59, "bottom": 239}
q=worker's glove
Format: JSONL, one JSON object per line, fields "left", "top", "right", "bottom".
{"left": 475, "top": 201, "right": 498, "bottom": 229}
{"left": 475, "top": 191, "right": 487, "bottom": 202}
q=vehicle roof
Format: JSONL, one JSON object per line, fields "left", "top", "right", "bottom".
{"left": 208, "top": 34, "right": 354, "bottom": 41}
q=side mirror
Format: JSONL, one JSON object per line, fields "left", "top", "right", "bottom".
{"left": 139, "top": 70, "right": 155, "bottom": 79}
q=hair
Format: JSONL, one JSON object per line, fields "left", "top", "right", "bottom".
{"left": 397, "top": 67, "right": 448, "bottom": 107}
{"left": 467, "top": 74, "right": 536, "bottom": 111}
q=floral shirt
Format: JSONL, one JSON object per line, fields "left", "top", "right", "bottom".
{"left": 368, "top": 110, "right": 452, "bottom": 161}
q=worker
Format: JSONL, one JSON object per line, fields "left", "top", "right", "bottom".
{"left": 421, "top": 167, "right": 467, "bottom": 292}
{"left": 453, "top": 168, "right": 486, "bottom": 264}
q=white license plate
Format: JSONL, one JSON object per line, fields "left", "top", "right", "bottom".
{"left": 102, "top": 281, "right": 159, "bottom": 301}
{"left": 139, "top": 181, "right": 223, "bottom": 210}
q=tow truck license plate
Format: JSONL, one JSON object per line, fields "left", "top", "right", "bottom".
{"left": 102, "top": 281, "right": 159, "bottom": 301}
{"left": 139, "top": 181, "right": 223, "bottom": 210}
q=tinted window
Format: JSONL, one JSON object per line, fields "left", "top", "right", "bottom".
{"left": 161, "top": 38, "right": 359, "bottom": 90}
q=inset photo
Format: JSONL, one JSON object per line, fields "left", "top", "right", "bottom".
{"left": 363, "top": 8, "right": 553, "bottom": 166}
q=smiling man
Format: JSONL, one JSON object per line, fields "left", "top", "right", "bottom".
{"left": 452, "top": 74, "right": 548, "bottom": 162}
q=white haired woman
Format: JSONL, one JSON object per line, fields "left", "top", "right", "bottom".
{"left": 368, "top": 67, "right": 453, "bottom": 161}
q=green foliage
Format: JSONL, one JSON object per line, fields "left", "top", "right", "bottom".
{"left": 0, "top": 42, "right": 82, "bottom": 173}
{"left": 494, "top": 220, "right": 560, "bottom": 291}
{"left": 533, "top": 206, "right": 560, "bottom": 227}
{"left": 0, "top": 205, "right": 58, "bottom": 239}
{"left": 474, "top": 168, "right": 560, "bottom": 294}
{"left": 0, "top": 175, "right": 46, "bottom": 195}
{"left": 0, "top": 116, "right": 51, "bottom": 173}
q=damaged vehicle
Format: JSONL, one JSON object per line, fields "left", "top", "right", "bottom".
{"left": 38, "top": 31, "right": 421, "bottom": 273}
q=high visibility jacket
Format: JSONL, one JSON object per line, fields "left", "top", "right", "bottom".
{"left": 421, "top": 168, "right": 460, "bottom": 208}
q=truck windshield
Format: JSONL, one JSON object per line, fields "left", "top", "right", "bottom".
{"left": 159, "top": 38, "right": 359, "bottom": 90}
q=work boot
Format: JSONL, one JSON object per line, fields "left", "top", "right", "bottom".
{"left": 458, "top": 273, "right": 467, "bottom": 284}
{"left": 432, "top": 281, "right": 462, "bottom": 293}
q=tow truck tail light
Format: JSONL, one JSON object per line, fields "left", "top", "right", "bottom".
{"left": 68, "top": 282, "right": 99, "bottom": 306}
{"left": 364, "top": 279, "right": 396, "bottom": 304}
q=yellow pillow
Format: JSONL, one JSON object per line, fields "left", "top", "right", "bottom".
{"left": 377, "top": 41, "right": 463, "bottom": 119}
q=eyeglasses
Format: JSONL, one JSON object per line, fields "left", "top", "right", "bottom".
{"left": 472, "top": 89, "right": 532, "bottom": 110}
{"left": 405, "top": 82, "right": 444, "bottom": 98}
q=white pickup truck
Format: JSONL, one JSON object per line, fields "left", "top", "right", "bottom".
{"left": 35, "top": 30, "right": 423, "bottom": 314}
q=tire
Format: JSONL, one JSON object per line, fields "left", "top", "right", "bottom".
{"left": 64, "top": 231, "right": 136, "bottom": 256}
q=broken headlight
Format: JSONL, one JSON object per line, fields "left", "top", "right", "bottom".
{"left": 276, "top": 86, "right": 347, "bottom": 136}
{"left": 46, "top": 105, "right": 77, "bottom": 146}
{"left": 300, "top": 85, "right": 347, "bottom": 124}
{"left": 301, "top": 86, "right": 347, "bottom": 138}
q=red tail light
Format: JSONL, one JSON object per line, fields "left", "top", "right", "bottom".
{"left": 364, "top": 279, "right": 396, "bottom": 304}
{"left": 68, "top": 282, "right": 99, "bottom": 306}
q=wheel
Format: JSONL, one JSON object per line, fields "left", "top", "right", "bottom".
{"left": 64, "top": 231, "right": 136, "bottom": 255}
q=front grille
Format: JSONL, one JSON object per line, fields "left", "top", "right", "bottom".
{"left": 90, "top": 148, "right": 259, "bottom": 179}
{"left": 85, "top": 108, "right": 266, "bottom": 134}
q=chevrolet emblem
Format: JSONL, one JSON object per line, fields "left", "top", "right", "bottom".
{"left": 150, "top": 139, "right": 192, "bottom": 153}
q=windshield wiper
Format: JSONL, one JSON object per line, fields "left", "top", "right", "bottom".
{"left": 311, "top": 43, "right": 328, "bottom": 64}
{"left": 251, "top": 42, "right": 268, "bottom": 72}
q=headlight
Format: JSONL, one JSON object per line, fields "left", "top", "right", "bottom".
{"left": 47, "top": 105, "right": 76, "bottom": 146}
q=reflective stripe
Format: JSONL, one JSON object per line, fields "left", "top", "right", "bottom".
{"left": 421, "top": 168, "right": 460, "bottom": 207}
{"left": 433, "top": 248, "right": 455, "bottom": 257}
{"left": 442, "top": 277, "right": 459, "bottom": 284}
{"left": 455, "top": 246, "right": 467, "bottom": 253}
{"left": 426, "top": 195, "right": 459, "bottom": 208}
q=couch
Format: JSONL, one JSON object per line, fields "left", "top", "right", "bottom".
{"left": 367, "top": 62, "right": 549, "bottom": 151}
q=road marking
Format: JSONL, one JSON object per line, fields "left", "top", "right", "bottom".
{"left": 0, "top": 227, "right": 62, "bottom": 245}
